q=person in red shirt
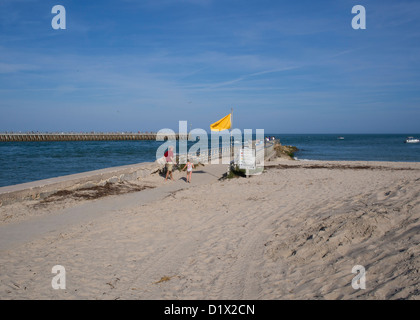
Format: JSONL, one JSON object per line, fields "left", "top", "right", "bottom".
{"left": 164, "top": 146, "right": 175, "bottom": 181}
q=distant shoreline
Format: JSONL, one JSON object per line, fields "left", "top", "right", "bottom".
{"left": 1, "top": 133, "right": 419, "bottom": 187}
{"left": 1, "top": 153, "right": 418, "bottom": 209}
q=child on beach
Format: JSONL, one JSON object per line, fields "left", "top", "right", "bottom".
{"left": 182, "top": 160, "right": 195, "bottom": 183}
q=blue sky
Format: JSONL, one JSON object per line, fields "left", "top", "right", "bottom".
{"left": 0, "top": 0, "right": 419, "bottom": 133}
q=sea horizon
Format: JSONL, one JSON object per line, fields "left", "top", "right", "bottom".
{"left": 1, "top": 131, "right": 419, "bottom": 135}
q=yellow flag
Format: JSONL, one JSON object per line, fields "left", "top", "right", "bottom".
{"left": 210, "top": 113, "right": 232, "bottom": 132}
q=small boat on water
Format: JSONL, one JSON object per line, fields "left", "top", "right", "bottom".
{"left": 405, "top": 137, "right": 420, "bottom": 143}
{"left": 337, "top": 137, "right": 345, "bottom": 140}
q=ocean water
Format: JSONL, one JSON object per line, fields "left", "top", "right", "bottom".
{"left": 0, "top": 140, "right": 163, "bottom": 188}
{"left": 0, "top": 134, "right": 419, "bottom": 187}
{"left": 273, "top": 134, "right": 420, "bottom": 162}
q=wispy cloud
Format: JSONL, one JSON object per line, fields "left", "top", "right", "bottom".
{"left": 0, "top": 62, "right": 38, "bottom": 73}
{"left": 1, "top": 0, "right": 420, "bottom": 133}
{"left": 196, "top": 66, "right": 301, "bottom": 89}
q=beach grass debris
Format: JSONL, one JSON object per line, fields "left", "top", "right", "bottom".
{"left": 37, "top": 182, "right": 155, "bottom": 205}
{"left": 225, "top": 165, "right": 246, "bottom": 179}
{"left": 154, "top": 275, "right": 177, "bottom": 284}
{"left": 265, "top": 163, "right": 420, "bottom": 171}
{"left": 106, "top": 277, "right": 120, "bottom": 289}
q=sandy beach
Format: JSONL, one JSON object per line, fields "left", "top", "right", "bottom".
{"left": 0, "top": 157, "right": 419, "bottom": 300}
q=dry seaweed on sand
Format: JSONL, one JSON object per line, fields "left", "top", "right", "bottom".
{"left": 39, "top": 182, "right": 155, "bottom": 204}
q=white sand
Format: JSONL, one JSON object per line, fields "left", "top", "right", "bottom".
{"left": 0, "top": 159, "right": 419, "bottom": 299}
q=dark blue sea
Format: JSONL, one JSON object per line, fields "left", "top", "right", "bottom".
{"left": 0, "top": 134, "right": 419, "bottom": 187}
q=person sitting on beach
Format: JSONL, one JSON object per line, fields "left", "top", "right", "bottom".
{"left": 182, "top": 159, "right": 195, "bottom": 183}
{"left": 164, "top": 146, "right": 175, "bottom": 181}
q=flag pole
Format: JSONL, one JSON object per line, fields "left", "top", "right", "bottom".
{"left": 230, "top": 107, "right": 233, "bottom": 160}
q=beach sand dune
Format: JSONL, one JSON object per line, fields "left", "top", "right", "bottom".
{"left": 0, "top": 160, "right": 419, "bottom": 299}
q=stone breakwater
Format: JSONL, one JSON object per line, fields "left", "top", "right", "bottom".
{"left": 273, "top": 142, "right": 298, "bottom": 160}
{"left": 0, "top": 133, "right": 167, "bottom": 142}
